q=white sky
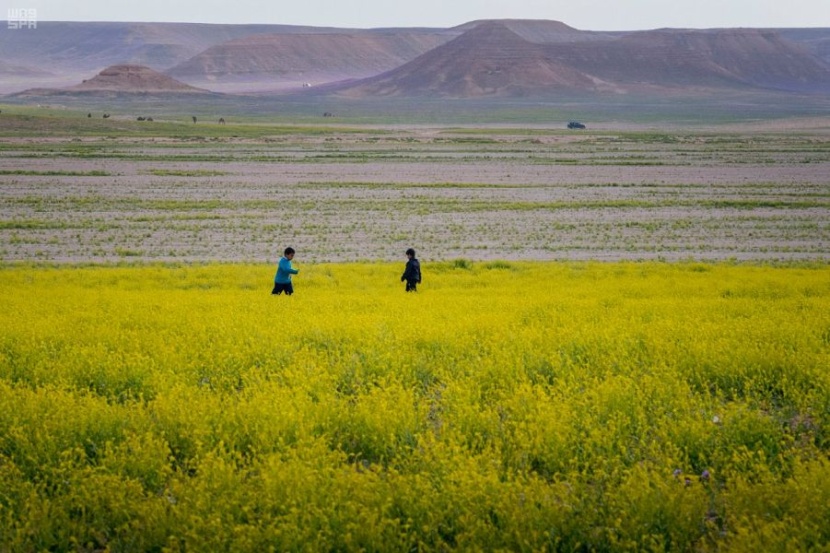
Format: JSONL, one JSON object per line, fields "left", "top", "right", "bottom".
{"left": 4, "top": 0, "right": 829, "bottom": 30}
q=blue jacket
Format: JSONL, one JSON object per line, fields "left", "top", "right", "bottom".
{"left": 275, "top": 257, "right": 298, "bottom": 283}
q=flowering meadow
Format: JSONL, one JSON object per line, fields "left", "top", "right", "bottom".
{"left": 1, "top": 261, "right": 829, "bottom": 552}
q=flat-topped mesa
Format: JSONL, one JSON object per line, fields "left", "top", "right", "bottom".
{"left": 72, "top": 64, "right": 210, "bottom": 93}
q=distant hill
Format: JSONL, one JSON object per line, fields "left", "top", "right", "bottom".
{"left": 555, "top": 28, "right": 830, "bottom": 92}
{"left": 334, "top": 22, "right": 612, "bottom": 97}
{"left": 73, "top": 64, "right": 211, "bottom": 93}
{"left": 1, "top": 19, "right": 829, "bottom": 98}
{"left": 452, "top": 18, "right": 620, "bottom": 43}
{"left": 0, "top": 21, "right": 336, "bottom": 71}
{"left": 166, "top": 30, "right": 453, "bottom": 93}
{"left": 0, "top": 21, "right": 367, "bottom": 93}
{"left": 333, "top": 22, "right": 830, "bottom": 97}
{"left": 778, "top": 28, "right": 830, "bottom": 65}
{"left": 10, "top": 64, "right": 213, "bottom": 97}
{"left": 0, "top": 59, "right": 52, "bottom": 77}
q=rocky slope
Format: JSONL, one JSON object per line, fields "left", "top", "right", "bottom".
{"left": 334, "top": 22, "right": 830, "bottom": 97}
{"left": 2, "top": 20, "right": 829, "bottom": 97}
{"left": 11, "top": 64, "right": 213, "bottom": 96}
{"left": 166, "top": 30, "right": 453, "bottom": 92}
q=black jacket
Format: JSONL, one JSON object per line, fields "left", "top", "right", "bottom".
{"left": 401, "top": 258, "right": 421, "bottom": 283}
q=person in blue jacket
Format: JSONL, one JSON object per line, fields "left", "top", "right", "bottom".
{"left": 272, "top": 247, "right": 299, "bottom": 295}
{"left": 401, "top": 248, "right": 421, "bottom": 292}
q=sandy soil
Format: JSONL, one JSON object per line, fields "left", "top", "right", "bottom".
{"left": 1, "top": 128, "right": 828, "bottom": 263}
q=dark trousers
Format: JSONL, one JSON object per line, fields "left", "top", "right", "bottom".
{"left": 405, "top": 280, "right": 417, "bottom": 292}
{"left": 272, "top": 282, "right": 294, "bottom": 295}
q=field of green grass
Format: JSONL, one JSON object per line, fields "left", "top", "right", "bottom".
{"left": 4, "top": 88, "right": 830, "bottom": 126}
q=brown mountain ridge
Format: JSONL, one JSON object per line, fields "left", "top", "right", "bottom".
{"left": 74, "top": 64, "right": 210, "bottom": 93}
{"left": 2, "top": 19, "right": 829, "bottom": 98}
{"left": 334, "top": 22, "right": 612, "bottom": 97}
{"left": 553, "top": 28, "right": 830, "bottom": 92}
{"left": 166, "top": 31, "right": 453, "bottom": 93}
{"left": 332, "top": 21, "right": 830, "bottom": 97}
{"left": 12, "top": 64, "right": 214, "bottom": 97}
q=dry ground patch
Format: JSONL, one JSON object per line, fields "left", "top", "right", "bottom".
{"left": 1, "top": 125, "right": 828, "bottom": 262}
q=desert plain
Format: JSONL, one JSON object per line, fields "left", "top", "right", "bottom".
{"left": 1, "top": 110, "right": 828, "bottom": 265}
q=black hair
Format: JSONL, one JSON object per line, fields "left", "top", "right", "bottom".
{"left": 405, "top": 248, "right": 416, "bottom": 256}
{"left": 284, "top": 247, "right": 295, "bottom": 256}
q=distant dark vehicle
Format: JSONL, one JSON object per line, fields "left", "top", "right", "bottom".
{"left": 567, "top": 121, "right": 586, "bottom": 129}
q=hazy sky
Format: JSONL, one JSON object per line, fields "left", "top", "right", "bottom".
{"left": 5, "top": 0, "right": 829, "bottom": 30}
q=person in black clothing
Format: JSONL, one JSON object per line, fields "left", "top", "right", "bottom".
{"left": 401, "top": 248, "right": 421, "bottom": 292}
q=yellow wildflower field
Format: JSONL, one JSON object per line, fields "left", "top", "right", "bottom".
{"left": 1, "top": 261, "right": 828, "bottom": 551}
